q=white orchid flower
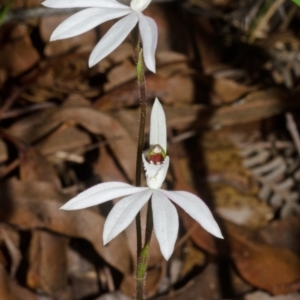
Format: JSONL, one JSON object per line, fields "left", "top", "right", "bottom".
{"left": 42, "top": 0, "right": 158, "bottom": 72}
{"left": 61, "top": 98, "right": 223, "bottom": 260}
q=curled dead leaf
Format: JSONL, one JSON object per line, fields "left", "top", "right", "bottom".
{"left": 0, "top": 24, "right": 40, "bottom": 77}
{"left": 9, "top": 106, "right": 136, "bottom": 181}
{"left": 27, "top": 230, "right": 70, "bottom": 297}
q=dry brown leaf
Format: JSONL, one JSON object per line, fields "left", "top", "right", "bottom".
{"left": 97, "top": 43, "right": 133, "bottom": 73}
{"left": 0, "top": 263, "right": 15, "bottom": 300}
{"left": 67, "top": 247, "right": 100, "bottom": 300}
{"left": 0, "top": 179, "right": 131, "bottom": 275}
{"left": 0, "top": 24, "right": 40, "bottom": 77}
{"left": 162, "top": 75, "right": 194, "bottom": 105}
{"left": 104, "top": 60, "right": 136, "bottom": 92}
{"left": 245, "top": 291, "right": 300, "bottom": 300}
{"left": 96, "top": 291, "right": 130, "bottom": 300}
{"left": 120, "top": 265, "right": 166, "bottom": 298}
{"left": 179, "top": 241, "right": 206, "bottom": 277}
{"left": 227, "top": 222, "right": 300, "bottom": 295}
{"left": 5, "top": 0, "right": 40, "bottom": 9}
{"left": 9, "top": 279, "right": 38, "bottom": 300}
{"left": 37, "top": 126, "right": 91, "bottom": 156}
{"left": 95, "top": 145, "right": 128, "bottom": 183}
{"left": 40, "top": 15, "right": 96, "bottom": 57}
{"left": 0, "top": 139, "right": 8, "bottom": 163}
{"left": 154, "top": 263, "right": 251, "bottom": 300}
{"left": 27, "top": 230, "right": 70, "bottom": 298}
{"left": 0, "top": 224, "right": 21, "bottom": 277}
{"left": 259, "top": 216, "right": 300, "bottom": 256}
{"left": 179, "top": 208, "right": 219, "bottom": 255}
{"left": 20, "top": 147, "right": 61, "bottom": 189}
{"left": 94, "top": 76, "right": 166, "bottom": 111}
{"left": 180, "top": 209, "right": 300, "bottom": 295}
{"left": 8, "top": 106, "right": 136, "bottom": 181}
{"left": 0, "top": 262, "right": 36, "bottom": 300}
{"left": 0, "top": 68, "right": 7, "bottom": 88}
{"left": 0, "top": 249, "right": 6, "bottom": 268}
{"left": 192, "top": 17, "right": 224, "bottom": 74}
{"left": 212, "top": 77, "right": 254, "bottom": 103}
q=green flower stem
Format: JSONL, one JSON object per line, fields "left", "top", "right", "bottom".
{"left": 135, "top": 200, "right": 153, "bottom": 300}
{"left": 130, "top": 25, "right": 147, "bottom": 260}
{"left": 130, "top": 25, "right": 152, "bottom": 300}
{"left": 0, "top": 0, "right": 14, "bottom": 27}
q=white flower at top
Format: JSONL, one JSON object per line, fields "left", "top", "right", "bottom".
{"left": 61, "top": 98, "right": 223, "bottom": 260}
{"left": 42, "top": 0, "right": 158, "bottom": 72}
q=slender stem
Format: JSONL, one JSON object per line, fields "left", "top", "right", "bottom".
{"left": 144, "top": 200, "right": 153, "bottom": 244}
{"left": 130, "top": 25, "right": 151, "bottom": 300}
{"left": 131, "top": 24, "right": 139, "bottom": 59}
{"left": 135, "top": 49, "right": 147, "bottom": 187}
{"left": 131, "top": 25, "right": 148, "bottom": 260}
{"left": 135, "top": 200, "right": 153, "bottom": 300}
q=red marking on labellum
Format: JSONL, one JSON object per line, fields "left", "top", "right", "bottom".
{"left": 149, "top": 153, "right": 164, "bottom": 164}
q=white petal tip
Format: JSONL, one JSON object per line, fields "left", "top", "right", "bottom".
{"left": 210, "top": 220, "right": 223, "bottom": 239}
{"left": 59, "top": 204, "right": 73, "bottom": 210}
{"left": 209, "top": 226, "right": 223, "bottom": 239}
{"left": 88, "top": 57, "right": 96, "bottom": 68}
{"left": 103, "top": 232, "right": 114, "bottom": 246}
{"left": 41, "top": 1, "right": 50, "bottom": 7}
{"left": 162, "top": 250, "right": 172, "bottom": 261}
{"left": 147, "top": 65, "right": 156, "bottom": 73}
{"left": 216, "top": 231, "right": 224, "bottom": 239}
{"left": 50, "top": 32, "right": 61, "bottom": 42}
{"left": 60, "top": 201, "right": 83, "bottom": 210}
{"left": 149, "top": 97, "right": 167, "bottom": 152}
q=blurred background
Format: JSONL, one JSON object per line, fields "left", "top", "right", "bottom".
{"left": 1, "top": 0, "right": 300, "bottom": 299}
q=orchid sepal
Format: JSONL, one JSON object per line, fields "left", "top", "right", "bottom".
{"left": 150, "top": 98, "right": 167, "bottom": 153}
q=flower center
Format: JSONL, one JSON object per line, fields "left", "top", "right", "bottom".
{"left": 148, "top": 144, "right": 166, "bottom": 165}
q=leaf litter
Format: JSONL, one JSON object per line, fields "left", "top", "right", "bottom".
{"left": 1, "top": 0, "right": 300, "bottom": 299}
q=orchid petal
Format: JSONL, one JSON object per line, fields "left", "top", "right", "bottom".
{"left": 60, "top": 182, "right": 147, "bottom": 210}
{"left": 161, "top": 190, "right": 223, "bottom": 239}
{"left": 152, "top": 190, "right": 179, "bottom": 260}
{"left": 142, "top": 155, "right": 169, "bottom": 189}
{"left": 50, "top": 8, "right": 131, "bottom": 41}
{"left": 42, "top": 0, "right": 128, "bottom": 9}
{"left": 89, "top": 12, "right": 138, "bottom": 67}
{"left": 130, "top": 0, "right": 152, "bottom": 12}
{"left": 150, "top": 98, "right": 167, "bottom": 152}
{"left": 138, "top": 13, "right": 157, "bottom": 73}
{"left": 103, "top": 189, "right": 153, "bottom": 244}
